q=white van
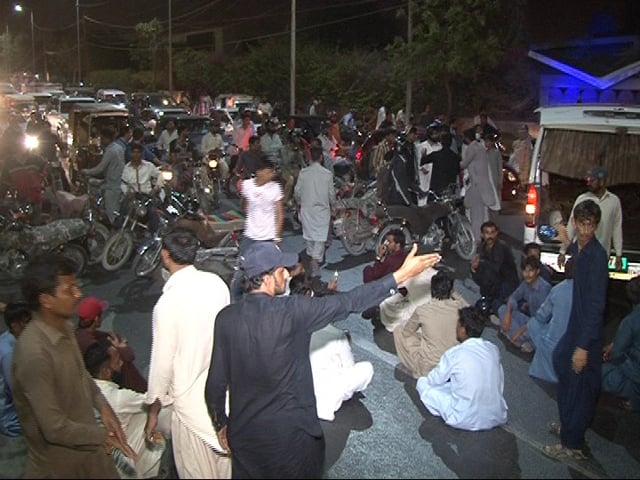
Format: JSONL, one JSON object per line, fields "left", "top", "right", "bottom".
{"left": 524, "top": 104, "right": 640, "bottom": 281}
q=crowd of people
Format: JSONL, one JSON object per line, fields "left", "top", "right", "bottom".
{"left": 0, "top": 94, "right": 637, "bottom": 479}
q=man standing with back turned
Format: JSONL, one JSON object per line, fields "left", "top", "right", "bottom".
{"left": 205, "top": 242, "right": 441, "bottom": 478}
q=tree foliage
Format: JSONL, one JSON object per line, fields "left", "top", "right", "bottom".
{"left": 388, "top": 0, "right": 507, "bottom": 116}
{"left": 131, "top": 19, "right": 164, "bottom": 89}
{"left": 173, "top": 48, "right": 216, "bottom": 94}
{"left": 0, "top": 32, "right": 30, "bottom": 75}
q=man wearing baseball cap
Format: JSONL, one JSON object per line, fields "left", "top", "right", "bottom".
{"left": 206, "top": 240, "right": 441, "bottom": 479}
{"left": 559, "top": 165, "right": 623, "bottom": 271}
{"left": 76, "top": 296, "right": 147, "bottom": 394}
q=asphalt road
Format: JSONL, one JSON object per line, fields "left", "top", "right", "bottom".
{"left": 1, "top": 196, "right": 639, "bottom": 479}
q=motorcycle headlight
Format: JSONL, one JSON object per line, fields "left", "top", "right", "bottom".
{"left": 506, "top": 171, "right": 516, "bottom": 182}
{"left": 133, "top": 200, "right": 147, "bottom": 218}
{"left": 204, "top": 187, "right": 212, "bottom": 194}
{"left": 208, "top": 159, "right": 218, "bottom": 168}
{"left": 24, "top": 134, "right": 39, "bottom": 150}
{"left": 161, "top": 169, "right": 173, "bottom": 181}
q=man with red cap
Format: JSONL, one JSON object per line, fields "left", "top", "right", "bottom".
{"left": 76, "top": 296, "right": 147, "bottom": 394}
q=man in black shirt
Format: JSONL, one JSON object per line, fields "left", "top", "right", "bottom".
{"left": 205, "top": 241, "right": 441, "bottom": 479}
{"left": 470, "top": 221, "right": 519, "bottom": 314}
{"left": 422, "top": 131, "right": 461, "bottom": 195}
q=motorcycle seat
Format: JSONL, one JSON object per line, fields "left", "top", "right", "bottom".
{"left": 384, "top": 203, "right": 450, "bottom": 235}
{"left": 55, "top": 190, "right": 89, "bottom": 218}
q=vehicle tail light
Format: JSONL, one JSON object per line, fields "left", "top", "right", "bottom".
{"left": 368, "top": 214, "right": 378, "bottom": 225}
{"left": 525, "top": 184, "right": 537, "bottom": 227}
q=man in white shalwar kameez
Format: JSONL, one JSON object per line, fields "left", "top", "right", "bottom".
{"left": 380, "top": 267, "right": 437, "bottom": 332}
{"left": 84, "top": 341, "right": 172, "bottom": 479}
{"left": 309, "top": 324, "right": 374, "bottom": 421}
{"left": 417, "top": 306, "right": 508, "bottom": 431}
{"left": 144, "top": 229, "right": 231, "bottom": 479}
{"left": 294, "top": 146, "right": 336, "bottom": 276}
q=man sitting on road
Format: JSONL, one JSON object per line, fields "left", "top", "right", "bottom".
{"left": 394, "top": 272, "right": 468, "bottom": 378}
{"left": 470, "top": 221, "right": 519, "bottom": 316}
{"left": 362, "top": 229, "right": 408, "bottom": 319}
{"left": 76, "top": 296, "right": 148, "bottom": 394}
{"left": 417, "top": 306, "right": 508, "bottom": 431}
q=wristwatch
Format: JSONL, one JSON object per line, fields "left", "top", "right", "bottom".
{"left": 212, "top": 413, "right": 227, "bottom": 433}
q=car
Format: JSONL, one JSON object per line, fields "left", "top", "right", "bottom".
{"left": 46, "top": 96, "right": 97, "bottom": 142}
{"left": 131, "top": 91, "right": 189, "bottom": 135}
{"left": 4, "top": 94, "right": 36, "bottom": 120}
{"left": 214, "top": 93, "right": 257, "bottom": 117}
{"left": 96, "top": 89, "right": 127, "bottom": 108}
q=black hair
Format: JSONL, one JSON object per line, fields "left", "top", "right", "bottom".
{"left": 161, "top": 228, "right": 199, "bottom": 265}
{"left": 520, "top": 254, "right": 541, "bottom": 271}
{"left": 21, "top": 254, "right": 79, "bottom": 311}
{"left": 241, "top": 272, "right": 270, "bottom": 293}
{"left": 132, "top": 127, "right": 145, "bottom": 141}
{"left": 439, "top": 131, "right": 452, "bottom": 148}
{"left": 430, "top": 271, "right": 454, "bottom": 300}
{"left": 459, "top": 306, "right": 485, "bottom": 338}
{"left": 118, "top": 123, "right": 132, "bottom": 137}
{"left": 573, "top": 199, "right": 601, "bottom": 226}
{"left": 129, "top": 141, "right": 143, "bottom": 153}
{"left": 248, "top": 135, "right": 261, "bottom": 146}
{"left": 311, "top": 147, "right": 323, "bottom": 162}
{"left": 407, "top": 126, "right": 417, "bottom": 135}
{"left": 386, "top": 229, "right": 406, "bottom": 249}
{"left": 289, "top": 272, "right": 314, "bottom": 296}
{"left": 100, "top": 127, "right": 115, "bottom": 140}
{"left": 524, "top": 242, "right": 542, "bottom": 257}
{"left": 83, "top": 339, "right": 111, "bottom": 378}
{"left": 255, "top": 155, "right": 275, "bottom": 171}
{"left": 481, "top": 221, "right": 498, "bottom": 233}
{"left": 4, "top": 302, "right": 31, "bottom": 329}
{"left": 627, "top": 275, "right": 640, "bottom": 305}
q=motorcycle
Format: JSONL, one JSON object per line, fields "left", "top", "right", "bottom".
{"left": 132, "top": 205, "right": 242, "bottom": 279}
{"left": 101, "top": 187, "right": 159, "bottom": 272}
{"left": 376, "top": 187, "right": 476, "bottom": 260}
{"left": 332, "top": 180, "right": 379, "bottom": 256}
{"left": 0, "top": 213, "right": 91, "bottom": 278}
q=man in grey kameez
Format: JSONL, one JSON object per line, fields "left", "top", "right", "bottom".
{"left": 294, "top": 146, "right": 335, "bottom": 276}
{"left": 82, "top": 128, "right": 125, "bottom": 226}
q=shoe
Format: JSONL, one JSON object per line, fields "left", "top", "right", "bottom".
{"left": 543, "top": 443, "right": 587, "bottom": 461}
{"left": 520, "top": 341, "right": 535, "bottom": 353}
{"left": 547, "top": 421, "right": 561, "bottom": 437}
{"left": 489, "top": 314, "right": 501, "bottom": 327}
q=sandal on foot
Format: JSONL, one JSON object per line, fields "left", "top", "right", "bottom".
{"left": 547, "top": 421, "right": 561, "bottom": 437}
{"left": 543, "top": 443, "right": 587, "bottom": 460}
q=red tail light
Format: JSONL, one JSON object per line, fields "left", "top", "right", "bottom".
{"left": 525, "top": 185, "right": 537, "bottom": 227}
{"left": 368, "top": 214, "right": 378, "bottom": 225}
{"left": 355, "top": 150, "right": 362, "bottom": 164}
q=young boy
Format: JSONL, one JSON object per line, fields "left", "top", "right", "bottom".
{"left": 523, "top": 242, "right": 553, "bottom": 284}
{"left": 499, "top": 255, "right": 552, "bottom": 352}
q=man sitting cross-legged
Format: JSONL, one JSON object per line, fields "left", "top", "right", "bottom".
{"left": 416, "top": 306, "right": 508, "bottom": 431}
{"left": 393, "top": 271, "right": 468, "bottom": 379}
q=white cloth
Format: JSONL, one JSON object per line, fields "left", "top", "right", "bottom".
{"left": 242, "top": 179, "right": 283, "bottom": 241}
{"left": 145, "top": 265, "right": 230, "bottom": 455}
{"left": 156, "top": 129, "right": 178, "bottom": 153}
{"left": 416, "top": 337, "right": 508, "bottom": 431}
{"left": 200, "top": 132, "right": 224, "bottom": 155}
{"left": 309, "top": 325, "right": 373, "bottom": 421}
{"left": 375, "top": 106, "right": 386, "bottom": 130}
{"left": 562, "top": 189, "right": 623, "bottom": 257}
{"left": 121, "top": 160, "right": 162, "bottom": 194}
{"left": 416, "top": 140, "right": 442, "bottom": 205}
{"left": 95, "top": 379, "right": 171, "bottom": 479}
{"left": 294, "top": 162, "right": 335, "bottom": 242}
{"left": 380, "top": 268, "right": 437, "bottom": 332}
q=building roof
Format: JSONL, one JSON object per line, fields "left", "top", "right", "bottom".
{"left": 528, "top": 35, "right": 640, "bottom": 89}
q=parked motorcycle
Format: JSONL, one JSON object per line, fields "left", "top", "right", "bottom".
{"left": 0, "top": 214, "right": 90, "bottom": 278}
{"left": 101, "top": 189, "right": 158, "bottom": 272}
{"left": 376, "top": 188, "right": 476, "bottom": 260}
{"left": 332, "top": 180, "right": 379, "bottom": 255}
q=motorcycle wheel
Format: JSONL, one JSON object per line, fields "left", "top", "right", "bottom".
{"left": 101, "top": 232, "right": 134, "bottom": 272}
{"left": 59, "top": 243, "right": 88, "bottom": 275}
{"left": 340, "top": 210, "right": 368, "bottom": 256}
{"left": 87, "top": 222, "right": 110, "bottom": 265}
{"left": 132, "top": 239, "right": 162, "bottom": 277}
{"left": 376, "top": 223, "right": 412, "bottom": 254}
{"left": 2, "top": 249, "right": 29, "bottom": 279}
{"left": 450, "top": 213, "right": 476, "bottom": 260}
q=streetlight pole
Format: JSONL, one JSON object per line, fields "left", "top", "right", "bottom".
{"left": 168, "top": 0, "right": 173, "bottom": 95}
{"left": 13, "top": 4, "right": 36, "bottom": 74}
{"left": 290, "top": 0, "right": 296, "bottom": 115}
{"left": 76, "top": 0, "right": 82, "bottom": 83}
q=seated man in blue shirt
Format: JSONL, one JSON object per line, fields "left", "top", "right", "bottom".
{"left": 0, "top": 302, "right": 31, "bottom": 437}
{"left": 498, "top": 255, "right": 552, "bottom": 352}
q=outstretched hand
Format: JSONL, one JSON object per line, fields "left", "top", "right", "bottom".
{"left": 393, "top": 244, "right": 441, "bottom": 286}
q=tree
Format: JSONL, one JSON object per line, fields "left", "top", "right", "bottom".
{"left": 0, "top": 32, "right": 29, "bottom": 75}
{"left": 173, "top": 48, "right": 216, "bottom": 95}
{"left": 388, "top": 0, "right": 506, "bottom": 117}
{"left": 131, "top": 19, "right": 164, "bottom": 90}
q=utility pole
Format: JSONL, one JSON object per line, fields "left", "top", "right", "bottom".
{"left": 168, "top": 0, "right": 173, "bottom": 95}
{"left": 405, "top": 0, "right": 412, "bottom": 127}
{"left": 76, "top": 0, "right": 81, "bottom": 83}
{"left": 290, "top": 0, "right": 296, "bottom": 115}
